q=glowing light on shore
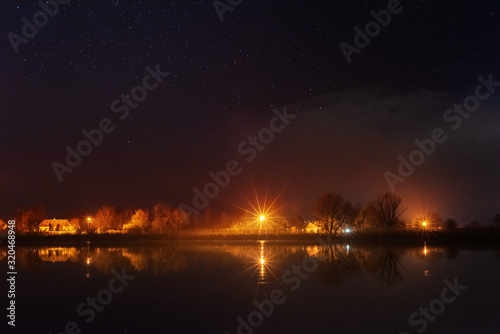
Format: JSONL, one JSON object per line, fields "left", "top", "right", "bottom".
{"left": 234, "top": 188, "right": 284, "bottom": 233}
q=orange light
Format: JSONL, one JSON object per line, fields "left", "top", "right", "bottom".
{"left": 260, "top": 215, "right": 265, "bottom": 222}
{"left": 422, "top": 221, "right": 427, "bottom": 227}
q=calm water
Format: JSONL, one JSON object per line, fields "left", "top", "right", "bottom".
{"left": 3, "top": 241, "right": 500, "bottom": 334}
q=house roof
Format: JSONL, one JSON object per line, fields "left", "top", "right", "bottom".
{"left": 305, "top": 222, "right": 320, "bottom": 229}
{"left": 39, "top": 219, "right": 72, "bottom": 227}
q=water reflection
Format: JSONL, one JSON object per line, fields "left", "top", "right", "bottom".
{"left": 38, "top": 247, "right": 78, "bottom": 262}
{"left": 10, "top": 242, "right": 465, "bottom": 287}
{"left": 7, "top": 242, "right": 500, "bottom": 334}
{"left": 86, "top": 242, "right": 91, "bottom": 278}
{"left": 378, "top": 251, "right": 405, "bottom": 286}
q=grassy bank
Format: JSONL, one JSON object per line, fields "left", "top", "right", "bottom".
{"left": 10, "top": 228, "right": 500, "bottom": 247}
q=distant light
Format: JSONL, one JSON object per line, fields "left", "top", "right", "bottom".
{"left": 422, "top": 221, "right": 427, "bottom": 227}
{"left": 260, "top": 215, "right": 265, "bottom": 222}
{"left": 345, "top": 228, "right": 351, "bottom": 233}
{"left": 260, "top": 257, "right": 265, "bottom": 265}
{"left": 87, "top": 217, "right": 91, "bottom": 221}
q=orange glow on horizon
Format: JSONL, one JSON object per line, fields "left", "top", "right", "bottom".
{"left": 234, "top": 188, "right": 285, "bottom": 233}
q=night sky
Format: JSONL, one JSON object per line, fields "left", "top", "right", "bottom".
{"left": 1, "top": 0, "right": 499, "bottom": 225}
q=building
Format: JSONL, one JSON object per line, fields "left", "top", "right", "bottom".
{"left": 305, "top": 222, "right": 322, "bottom": 233}
{"left": 39, "top": 219, "right": 77, "bottom": 234}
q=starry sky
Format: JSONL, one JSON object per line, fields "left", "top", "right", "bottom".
{"left": 1, "top": 0, "right": 499, "bottom": 225}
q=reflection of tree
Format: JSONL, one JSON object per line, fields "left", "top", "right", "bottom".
{"left": 91, "top": 248, "right": 131, "bottom": 274}
{"left": 15, "top": 248, "right": 45, "bottom": 275}
{"left": 120, "top": 247, "right": 187, "bottom": 274}
{"left": 377, "top": 251, "right": 404, "bottom": 287}
{"left": 316, "top": 245, "right": 407, "bottom": 287}
{"left": 374, "top": 192, "right": 406, "bottom": 228}
{"left": 318, "top": 245, "right": 359, "bottom": 286}
{"left": 150, "top": 247, "right": 186, "bottom": 275}
{"left": 122, "top": 249, "right": 148, "bottom": 271}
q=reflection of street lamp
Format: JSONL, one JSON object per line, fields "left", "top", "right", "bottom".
{"left": 86, "top": 241, "right": 91, "bottom": 279}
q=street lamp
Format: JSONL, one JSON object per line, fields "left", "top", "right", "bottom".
{"left": 87, "top": 217, "right": 92, "bottom": 232}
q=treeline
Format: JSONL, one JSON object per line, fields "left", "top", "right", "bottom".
{"left": 8, "top": 194, "right": 500, "bottom": 234}
{"left": 312, "top": 192, "right": 500, "bottom": 235}
{"left": 10, "top": 204, "right": 234, "bottom": 234}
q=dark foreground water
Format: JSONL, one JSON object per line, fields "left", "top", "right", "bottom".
{"left": 2, "top": 240, "right": 500, "bottom": 334}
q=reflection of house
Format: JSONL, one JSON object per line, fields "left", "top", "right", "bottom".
{"left": 38, "top": 247, "right": 77, "bottom": 262}
{"left": 39, "top": 219, "right": 76, "bottom": 234}
{"left": 305, "top": 222, "right": 322, "bottom": 233}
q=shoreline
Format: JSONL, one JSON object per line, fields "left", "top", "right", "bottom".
{"left": 8, "top": 229, "right": 500, "bottom": 248}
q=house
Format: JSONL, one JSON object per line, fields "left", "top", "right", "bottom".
{"left": 305, "top": 222, "right": 322, "bottom": 233}
{"left": 39, "top": 219, "right": 76, "bottom": 234}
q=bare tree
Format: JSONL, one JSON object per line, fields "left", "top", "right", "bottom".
{"left": 375, "top": 192, "right": 406, "bottom": 229}
{"left": 153, "top": 203, "right": 170, "bottom": 233}
{"left": 342, "top": 202, "right": 359, "bottom": 230}
{"left": 94, "top": 206, "right": 117, "bottom": 232}
{"left": 19, "top": 204, "right": 47, "bottom": 233}
{"left": 314, "top": 193, "right": 346, "bottom": 236}
{"left": 153, "top": 204, "right": 188, "bottom": 233}
{"left": 118, "top": 208, "right": 135, "bottom": 230}
{"left": 169, "top": 208, "right": 188, "bottom": 230}
{"left": 355, "top": 203, "right": 380, "bottom": 231}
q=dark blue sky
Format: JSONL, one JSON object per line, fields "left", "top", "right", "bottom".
{"left": 1, "top": 0, "right": 499, "bottom": 224}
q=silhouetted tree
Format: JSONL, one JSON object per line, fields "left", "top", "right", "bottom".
{"left": 466, "top": 220, "right": 480, "bottom": 229}
{"left": 314, "top": 193, "right": 346, "bottom": 236}
{"left": 493, "top": 214, "right": 500, "bottom": 228}
{"left": 444, "top": 218, "right": 458, "bottom": 230}
{"left": 374, "top": 192, "right": 406, "bottom": 228}
{"left": 355, "top": 203, "right": 380, "bottom": 231}
{"left": 342, "top": 202, "right": 359, "bottom": 230}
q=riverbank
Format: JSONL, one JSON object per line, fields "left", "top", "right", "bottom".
{"left": 9, "top": 229, "right": 500, "bottom": 247}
